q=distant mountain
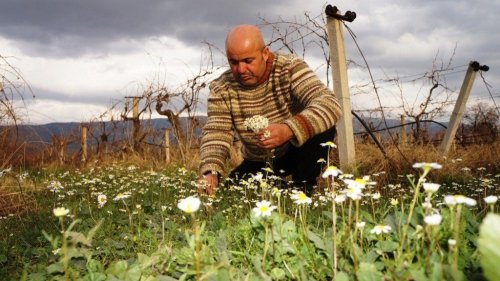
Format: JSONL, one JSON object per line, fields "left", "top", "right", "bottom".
{"left": 6, "top": 115, "right": 447, "bottom": 150}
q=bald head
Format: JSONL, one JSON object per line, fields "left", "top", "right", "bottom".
{"left": 225, "top": 24, "right": 266, "bottom": 53}
{"left": 224, "top": 25, "right": 270, "bottom": 86}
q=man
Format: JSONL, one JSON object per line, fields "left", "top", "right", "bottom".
{"left": 199, "top": 24, "right": 342, "bottom": 196}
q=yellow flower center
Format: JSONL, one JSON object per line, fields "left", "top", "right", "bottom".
{"left": 355, "top": 178, "right": 366, "bottom": 184}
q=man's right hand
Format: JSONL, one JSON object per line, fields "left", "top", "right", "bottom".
{"left": 198, "top": 173, "right": 219, "bottom": 196}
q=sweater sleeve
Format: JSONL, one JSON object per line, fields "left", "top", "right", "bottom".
{"left": 199, "top": 82, "right": 235, "bottom": 176}
{"left": 283, "top": 56, "right": 342, "bottom": 146}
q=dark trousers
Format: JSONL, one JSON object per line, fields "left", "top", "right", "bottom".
{"left": 229, "top": 126, "right": 337, "bottom": 195}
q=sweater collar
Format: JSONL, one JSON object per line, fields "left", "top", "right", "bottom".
{"left": 255, "top": 52, "right": 275, "bottom": 85}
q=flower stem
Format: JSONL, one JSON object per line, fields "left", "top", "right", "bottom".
{"left": 192, "top": 215, "right": 201, "bottom": 280}
{"left": 398, "top": 175, "right": 424, "bottom": 258}
{"left": 60, "top": 217, "right": 70, "bottom": 280}
{"left": 262, "top": 224, "right": 270, "bottom": 270}
{"left": 332, "top": 193, "right": 337, "bottom": 278}
{"left": 452, "top": 205, "right": 462, "bottom": 272}
{"left": 352, "top": 200, "right": 360, "bottom": 272}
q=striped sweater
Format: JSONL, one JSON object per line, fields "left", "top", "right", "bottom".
{"left": 199, "top": 52, "right": 342, "bottom": 175}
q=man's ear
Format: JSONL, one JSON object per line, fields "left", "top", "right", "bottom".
{"left": 262, "top": 46, "right": 270, "bottom": 62}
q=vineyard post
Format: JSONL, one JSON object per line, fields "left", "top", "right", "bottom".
{"left": 81, "top": 125, "right": 88, "bottom": 162}
{"left": 325, "top": 5, "right": 356, "bottom": 169}
{"left": 440, "top": 61, "right": 488, "bottom": 154}
{"left": 132, "top": 97, "right": 141, "bottom": 150}
{"left": 164, "top": 128, "right": 170, "bottom": 164}
{"left": 60, "top": 142, "right": 65, "bottom": 165}
{"left": 400, "top": 115, "right": 407, "bottom": 144}
{"left": 52, "top": 136, "right": 65, "bottom": 166}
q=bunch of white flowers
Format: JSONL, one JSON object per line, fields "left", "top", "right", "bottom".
{"left": 53, "top": 207, "right": 70, "bottom": 217}
{"left": 243, "top": 115, "right": 269, "bottom": 133}
{"left": 47, "top": 180, "right": 64, "bottom": 193}
{"left": 177, "top": 196, "right": 201, "bottom": 214}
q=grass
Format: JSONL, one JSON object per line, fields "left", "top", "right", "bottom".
{"left": 0, "top": 142, "right": 499, "bottom": 280}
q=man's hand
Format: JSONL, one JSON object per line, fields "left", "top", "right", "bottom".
{"left": 256, "top": 123, "right": 294, "bottom": 149}
{"left": 198, "top": 173, "right": 219, "bottom": 196}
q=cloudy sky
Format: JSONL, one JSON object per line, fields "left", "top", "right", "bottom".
{"left": 1, "top": 0, "right": 498, "bottom": 124}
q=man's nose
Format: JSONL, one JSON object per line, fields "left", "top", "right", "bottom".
{"left": 237, "top": 62, "right": 247, "bottom": 74}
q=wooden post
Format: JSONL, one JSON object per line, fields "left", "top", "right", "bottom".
{"left": 52, "top": 135, "right": 65, "bottom": 166}
{"left": 326, "top": 8, "right": 356, "bottom": 169}
{"left": 132, "top": 97, "right": 141, "bottom": 151}
{"left": 132, "top": 97, "right": 139, "bottom": 119}
{"left": 164, "top": 128, "right": 170, "bottom": 164}
{"left": 440, "top": 62, "right": 481, "bottom": 154}
{"left": 400, "top": 115, "right": 407, "bottom": 144}
{"left": 81, "top": 125, "right": 88, "bottom": 162}
{"left": 59, "top": 142, "right": 65, "bottom": 166}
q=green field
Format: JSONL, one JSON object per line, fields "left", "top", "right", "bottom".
{"left": 1, "top": 161, "right": 499, "bottom": 280}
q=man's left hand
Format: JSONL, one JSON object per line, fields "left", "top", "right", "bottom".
{"left": 256, "top": 123, "right": 294, "bottom": 149}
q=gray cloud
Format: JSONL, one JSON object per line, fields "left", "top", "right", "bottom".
{"left": 324, "top": 0, "right": 500, "bottom": 99}
{"left": 16, "top": 86, "right": 120, "bottom": 106}
{"left": 0, "top": 0, "right": 285, "bottom": 57}
{"left": 3, "top": 0, "right": 499, "bottom": 124}
{"left": 343, "top": 0, "right": 499, "bottom": 68}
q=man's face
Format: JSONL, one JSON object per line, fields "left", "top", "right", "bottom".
{"left": 226, "top": 46, "right": 269, "bottom": 86}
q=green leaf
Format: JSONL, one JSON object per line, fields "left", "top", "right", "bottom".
{"left": 67, "top": 231, "right": 92, "bottom": 246}
{"left": 359, "top": 249, "right": 380, "bottom": 263}
{"left": 307, "top": 230, "right": 326, "bottom": 251}
{"left": 215, "top": 232, "right": 231, "bottom": 263}
{"left": 174, "top": 246, "right": 194, "bottom": 265}
{"left": 105, "top": 238, "right": 126, "bottom": 250}
{"left": 270, "top": 267, "right": 286, "bottom": 280}
{"left": 336, "top": 271, "right": 350, "bottom": 281}
{"left": 27, "top": 273, "right": 47, "bottom": 281}
{"left": 410, "top": 268, "right": 428, "bottom": 281}
{"left": 124, "top": 264, "right": 141, "bottom": 281}
{"left": 376, "top": 240, "right": 398, "bottom": 253}
{"left": 212, "top": 267, "right": 231, "bottom": 281}
{"left": 46, "top": 262, "right": 64, "bottom": 275}
{"left": 42, "top": 230, "right": 60, "bottom": 249}
{"left": 248, "top": 254, "right": 272, "bottom": 281}
{"left": 66, "top": 218, "right": 82, "bottom": 232}
{"left": 85, "top": 271, "right": 107, "bottom": 281}
{"left": 141, "top": 276, "right": 157, "bottom": 281}
{"left": 360, "top": 209, "right": 374, "bottom": 223}
{"left": 478, "top": 213, "right": 500, "bottom": 281}
{"left": 356, "top": 262, "right": 384, "bottom": 281}
{"left": 86, "top": 219, "right": 103, "bottom": 242}
{"left": 106, "top": 260, "right": 142, "bottom": 281}
{"left": 137, "top": 253, "right": 160, "bottom": 271}
{"left": 281, "top": 220, "right": 298, "bottom": 240}
{"left": 429, "top": 259, "right": 443, "bottom": 281}
{"left": 106, "top": 260, "right": 128, "bottom": 276}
